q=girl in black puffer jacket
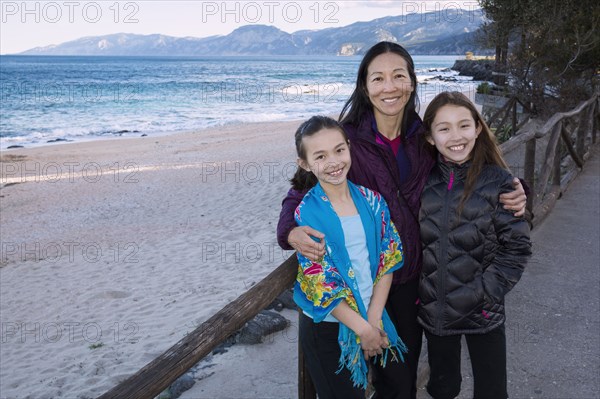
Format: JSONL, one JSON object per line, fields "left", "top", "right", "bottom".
{"left": 418, "top": 92, "right": 532, "bottom": 399}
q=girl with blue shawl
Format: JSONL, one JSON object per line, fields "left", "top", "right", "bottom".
{"left": 290, "top": 115, "right": 407, "bottom": 398}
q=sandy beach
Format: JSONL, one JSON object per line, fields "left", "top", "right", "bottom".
{"left": 0, "top": 89, "right": 473, "bottom": 398}
{"left": 0, "top": 120, "right": 305, "bottom": 398}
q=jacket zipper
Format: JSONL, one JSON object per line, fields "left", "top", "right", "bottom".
{"left": 436, "top": 167, "right": 454, "bottom": 334}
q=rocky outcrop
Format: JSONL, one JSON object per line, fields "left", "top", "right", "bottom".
{"left": 451, "top": 59, "right": 495, "bottom": 81}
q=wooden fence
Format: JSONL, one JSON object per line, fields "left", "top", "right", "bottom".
{"left": 98, "top": 255, "right": 299, "bottom": 399}
{"left": 99, "top": 93, "right": 598, "bottom": 398}
{"left": 486, "top": 95, "right": 533, "bottom": 135}
{"left": 499, "top": 93, "right": 599, "bottom": 226}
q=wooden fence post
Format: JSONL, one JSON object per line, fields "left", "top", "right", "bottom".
{"left": 591, "top": 100, "right": 598, "bottom": 144}
{"left": 512, "top": 98, "right": 518, "bottom": 134}
{"left": 524, "top": 138, "right": 536, "bottom": 212}
{"left": 576, "top": 103, "right": 590, "bottom": 158}
{"left": 553, "top": 134, "right": 562, "bottom": 186}
{"left": 298, "top": 311, "right": 317, "bottom": 399}
{"left": 534, "top": 122, "right": 562, "bottom": 208}
{"left": 496, "top": 97, "right": 517, "bottom": 133}
{"left": 560, "top": 123, "right": 584, "bottom": 168}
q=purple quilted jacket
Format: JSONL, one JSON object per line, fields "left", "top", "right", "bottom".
{"left": 277, "top": 111, "right": 435, "bottom": 284}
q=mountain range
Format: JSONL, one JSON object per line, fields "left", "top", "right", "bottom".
{"left": 19, "top": 10, "right": 491, "bottom": 56}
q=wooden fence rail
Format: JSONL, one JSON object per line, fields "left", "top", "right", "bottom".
{"left": 98, "top": 255, "right": 298, "bottom": 399}
{"left": 487, "top": 95, "right": 533, "bottom": 135}
{"left": 500, "top": 93, "right": 599, "bottom": 226}
{"left": 99, "top": 93, "right": 598, "bottom": 399}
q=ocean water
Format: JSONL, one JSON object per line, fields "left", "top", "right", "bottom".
{"left": 0, "top": 55, "right": 476, "bottom": 149}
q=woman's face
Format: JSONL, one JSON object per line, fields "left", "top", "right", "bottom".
{"left": 365, "top": 52, "right": 414, "bottom": 121}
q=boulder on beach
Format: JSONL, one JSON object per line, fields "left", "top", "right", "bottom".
{"left": 236, "top": 310, "right": 290, "bottom": 345}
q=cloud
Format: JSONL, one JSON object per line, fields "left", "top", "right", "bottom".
{"left": 345, "top": 1, "right": 481, "bottom": 10}
{"left": 345, "top": 1, "right": 397, "bottom": 8}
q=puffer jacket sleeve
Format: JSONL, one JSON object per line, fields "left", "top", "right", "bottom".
{"left": 483, "top": 174, "right": 533, "bottom": 303}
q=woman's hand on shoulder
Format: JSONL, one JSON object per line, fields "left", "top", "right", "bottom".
{"left": 499, "top": 177, "right": 527, "bottom": 217}
{"left": 288, "top": 226, "right": 325, "bottom": 261}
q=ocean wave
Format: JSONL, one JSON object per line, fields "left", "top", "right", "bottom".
{"left": 415, "top": 67, "right": 452, "bottom": 74}
{"left": 1, "top": 56, "right": 474, "bottom": 149}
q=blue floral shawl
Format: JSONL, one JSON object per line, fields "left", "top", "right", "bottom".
{"left": 293, "top": 181, "right": 407, "bottom": 389}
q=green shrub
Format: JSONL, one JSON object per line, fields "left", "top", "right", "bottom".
{"left": 477, "top": 82, "right": 491, "bottom": 94}
{"left": 495, "top": 124, "right": 512, "bottom": 144}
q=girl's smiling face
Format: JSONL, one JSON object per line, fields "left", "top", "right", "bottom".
{"left": 427, "top": 104, "right": 482, "bottom": 165}
{"left": 298, "top": 127, "right": 351, "bottom": 188}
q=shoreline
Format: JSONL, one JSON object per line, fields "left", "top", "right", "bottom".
{"left": 0, "top": 91, "right": 475, "bottom": 398}
{"left": 1, "top": 118, "right": 310, "bottom": 152}
{"left": 1, "top": 73, "right": 480, "bottom": 152}
{"left": 1, "top": 85, "right": 477, "bottom": 155}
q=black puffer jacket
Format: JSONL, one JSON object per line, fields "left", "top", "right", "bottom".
{"left": 418, "top": 160, "right": 532, "bottom": 336}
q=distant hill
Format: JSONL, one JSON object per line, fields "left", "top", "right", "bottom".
{"left": 19, "top": 11, "right": 492, "bottom": 56}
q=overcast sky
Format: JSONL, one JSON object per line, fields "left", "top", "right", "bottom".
{"left": 0, "top": 1, "right": 483, "bottom": 54}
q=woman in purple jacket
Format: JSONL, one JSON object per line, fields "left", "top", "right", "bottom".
{"left": 277, "top": 41, "right": 526, "bottom": 398}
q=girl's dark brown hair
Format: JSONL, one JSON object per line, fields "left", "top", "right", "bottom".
{"left": 290, "top": 115, "right": 349, "bottom": 191}
{"left": 423, "top": 91, "right": 509, "bottom": 209}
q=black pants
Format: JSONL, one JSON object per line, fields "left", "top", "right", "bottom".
{"left": 371, "top": 278, "right": 423, "bottom": 399}
{"left": 299, "top": 312, "right": 365, "bottom": 399}
{"left": 425, "top": 325, "right": 507, "bottom": 399}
